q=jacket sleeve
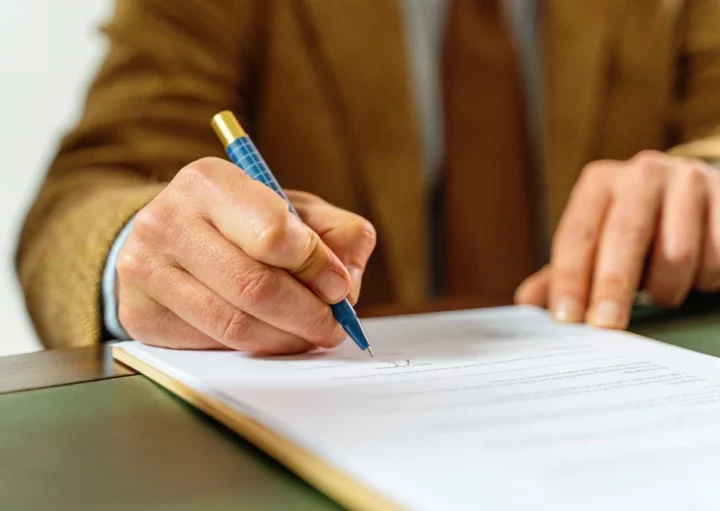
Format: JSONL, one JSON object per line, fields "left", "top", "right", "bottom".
{"left": 16, "top": 0, "right": 261, "bottom": 348}
{"left": 668, "top": 0, "right": 720, "bottom": 162}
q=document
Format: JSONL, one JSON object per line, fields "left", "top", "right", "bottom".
{"left": 115, "top": 306, "right": 720, "bottom": 511}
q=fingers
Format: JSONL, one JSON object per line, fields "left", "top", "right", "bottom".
{"left": 289, "top": 191, "right": 377, "bottom": 304}
{"left": 170, "top": 217, "right": 346, "bottom": 346}
{"left": 696, "top": 178, "right": 720, "bottom": 293}
{"left": 587, "top": 160, "right": 666, "bottom": 329}
{"left": 118, "top": 290, "right": 225, "bottom": 350}
{"left": 176, "top": 158, "right": 351, "bottom": 304}
{"left": 137, "top": 263, "right": 318, "bottom": 355}
{"left": 529, "top": 153, "right": 717, "bottom": 328}
{"left": 549, "top": 161, "right": 617, "bottom": 323}
{"left": 644, "top": 165, "right": 706, "bottom": 307}
{"left": 117, "top": 236, "right": 322, "bottom": 355}
{"left": 514, "top": 266, "right": 550, "bottom": 308}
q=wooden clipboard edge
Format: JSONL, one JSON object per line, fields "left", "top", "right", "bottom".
{"left": 112, "top": 346, "right": 404, "bottom": 511}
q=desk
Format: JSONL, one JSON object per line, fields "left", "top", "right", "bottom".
{"left": 1, "top": 299, "right": 719, "bottom": 510}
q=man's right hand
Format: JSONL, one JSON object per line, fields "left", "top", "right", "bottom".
{"left": 116, "top": 157, "right": 377, "bottom": 355}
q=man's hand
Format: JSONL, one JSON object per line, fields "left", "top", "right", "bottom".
{"left": 516, "top": 150, "right": 720, "bottom": 329}
{"left": 116, "top": 157, "right": 376, "bottom": 354}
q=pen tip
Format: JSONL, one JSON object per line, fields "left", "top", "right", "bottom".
{"left": 365, "top": 346, "right": 374, "bottom": 357}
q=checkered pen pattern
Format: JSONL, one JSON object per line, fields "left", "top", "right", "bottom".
{"left": 227, "top": 137, "right": 298, "bottom": 215}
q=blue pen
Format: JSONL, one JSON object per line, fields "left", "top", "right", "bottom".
{"left": 211, "top": 110, "right": 373, "bottom": 356}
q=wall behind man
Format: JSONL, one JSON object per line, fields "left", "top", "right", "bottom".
{"left": 0, "top": 1, "right": 113, "bottom": 356}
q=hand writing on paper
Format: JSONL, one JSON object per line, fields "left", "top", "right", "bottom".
{"left": 516, "top": 151, "right": 720, "bottom": 330}
{"left": 116, "top": 157, "right": 376, "bottom": 354}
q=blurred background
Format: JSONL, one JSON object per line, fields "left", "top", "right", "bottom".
{"left": 0, "top": 1, "right": 112, "bottom": 356}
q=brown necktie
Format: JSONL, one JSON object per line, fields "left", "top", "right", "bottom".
{"left": 441, "top": 0, "right": 538, "bottom": 300}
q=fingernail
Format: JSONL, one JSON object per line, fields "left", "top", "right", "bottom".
{"left": 590, "top": 300, "right": 623, "bottom": 328}
{"left": 315, "top": 270, "right": 349, "bottom": 303}
{"left": 554, "top": 298, "right": 583, "bottom": 323}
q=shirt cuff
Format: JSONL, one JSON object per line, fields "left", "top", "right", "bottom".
{"left": 102, "top": 218, "right": 135, "bottom": 340}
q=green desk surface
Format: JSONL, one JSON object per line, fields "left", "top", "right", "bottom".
{"left": 1, "top": 305, "right": 719, "bottom": 511}
{"left": 0, "top": 375, "right": 343, "bottom": 511}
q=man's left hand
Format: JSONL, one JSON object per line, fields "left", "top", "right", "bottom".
{"left": 515, "top": 150, "right": 720, "bottom": 329}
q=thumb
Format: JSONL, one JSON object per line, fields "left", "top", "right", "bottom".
{"left": 318, "top": 219, "right": 377, "bottom": 305}
{"left": 289, "top": 192, "right": 377, "bottom": 304}
{"left": 285, "top": 227, "right": 353, "bottom": 304}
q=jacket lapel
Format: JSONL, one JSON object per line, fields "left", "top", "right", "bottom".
{"left": 597, "top": 0, "right": 681, "bottom": 159}
{"left": 297, "top": 0, "right": 429, "bottom": 302}
{"left": 543, "top": 0, "right": 617, "bottom": 235}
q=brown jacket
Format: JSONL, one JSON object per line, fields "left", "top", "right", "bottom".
{"left": 17, "top": 0, "right": 720, "bottom": 349}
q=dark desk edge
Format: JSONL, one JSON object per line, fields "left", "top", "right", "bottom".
{"left": 0, "top": 343, "right": 134, "bottom": 395}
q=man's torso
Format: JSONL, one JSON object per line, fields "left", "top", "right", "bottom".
{"left": 241, "top": 0, "right": 687, "bottom": 306}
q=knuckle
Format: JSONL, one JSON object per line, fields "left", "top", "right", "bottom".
{"left": 118, "top": 305, "right": 147, "bottom": 339}
{"left": 678, "top": 164, "right": 708, "bottom": 197}
{"left": 216, "top": 308, "right": 252, "bottom": 344}
{"left": 237, "top": 269, "right": 277, "bottom": 307}
{"left": 255, "top": 209, "right": 298, "bottom": 256}
{"left": 552, "top": 220, "right": 597, "bottom": 254}
{"left": 550, "top": 264, "right": 584, "bottom": 292}
{"left": 632, "top": 150, "right": 666, "bottom": 169}
{"left": 568, "top": 161, "right": 614, "bottom": 205}
{"left": 178, "top": 157, "right": 224, "bottom": 185}
{"left": 616, "top": 214, "right": 647, "bottom": 245}
{"left": 626, "top": 150, "right": 669, "bottom": 185}
{"left": 596, "top": 272, "right": 632, "bottom": 297}
{"left": 664, "top": 244, "right": 696, "bottom": 267}
{"left": 575, "top": 162, "right": 611, "bottom": 194}
{"left": 348, "top": 217, "right": 378, "bottom": 253}
{"left": 577, "top": 223, "right": 599, "bottom": 246}
{"left": 580, "top": 160, "right": 610, "bottom": 182}
{"left": 356, "top": 218, "right": 378, "bottom": 247}
{"left": 116, "top": 244, "right": 150, "bottom": 283}
{"left": 684, "top": 163, "right": 707, "bottom": 182}
{"left": 132, "top": 204, "right": 173, "bottom": 242}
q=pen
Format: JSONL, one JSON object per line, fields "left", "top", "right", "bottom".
{"left": 211, "top": 110, "right": 374, "bottom": 357}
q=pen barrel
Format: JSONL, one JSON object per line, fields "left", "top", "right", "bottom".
{"left": 225, "top": 136, "right": 299, "bottom": 216}
{"left": 332, "top": 301, "right": 369, "bottom": 351}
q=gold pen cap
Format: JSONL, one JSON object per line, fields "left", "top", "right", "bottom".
{"left": 211, "top": 110, "right": 247, "bottom": 148}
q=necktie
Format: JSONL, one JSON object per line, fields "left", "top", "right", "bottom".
{"left": 441, "top": 0, "right": 538, "bottom": 300}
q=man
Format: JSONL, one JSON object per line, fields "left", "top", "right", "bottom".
{"left": 17, "top": 0, "right": 720, "bottom": 354}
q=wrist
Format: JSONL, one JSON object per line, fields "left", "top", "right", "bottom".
{"left": 102, "top": 217, "right": 135, "bottom": 341}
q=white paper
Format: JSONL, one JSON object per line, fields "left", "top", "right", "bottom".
{"left": 116, "top": 305, "right": 720, "bottom": 511}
